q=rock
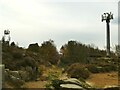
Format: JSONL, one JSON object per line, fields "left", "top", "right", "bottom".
{"left": 63, "top": 78, "right": 82, "bottom": 85}
{"left": 60, "top": 84, "right": 86, "bottom": 89}
{"left": 25, "top": 66, "right": 33, "bottom": 73}
{"left": 104, "top": 85, "right": 119, "bottom": 90}
{"left": 19, "top": 70, "right": 30, "bottom": 81}
{"left": 9, "top": 75, "right": 25, "bottom": 87}
{"left": 20, "top": 66, "right": 26, "bottom": 71}
{"left": 62, "top": 78, "right": 91, "bottom": 88}
{"left": 52, "top": 78, "right": 91, "bottom": 89}
{"left": 4, "top": 67, "right": 34, "bottom": 82}
{"left": 5, "top": 68, "right": 31, "bottom": 82}
{"left": 4, "top": 70, "right": 10, "bottom": 81}
{"left": 9, "top": 71, "right": 21, "bottom": 79}
{"left": 25, "top": 66, "right": 33, "bottom": 79}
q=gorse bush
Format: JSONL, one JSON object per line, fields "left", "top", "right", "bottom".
{"left": 27, "top": 43, "right": 39, "bottom": 52}
{"left": 47, "top": 71, "right": 60, "bottom": 81}
{"left": 67, "top": 63, "right": 90, "bottom": 79}
{"left": 87, "top": 64, "right": 117, "bottom": 73}
{"left": 60, "top": 40, "right": 108, "bottom": 65}
{"left": 40, "top": 40, "right": 60, "bottom": 65}
{"left": 103, "top": 64, "right": 117, "bottom": 72}
{"left": 24, "top": 56, "right": 37, "bottom": 68}
{"left": 87, "top": 64, "right": 100, "bottom": 73}
{"left": 12, "top": 51, "right": 23, "bottom": 59}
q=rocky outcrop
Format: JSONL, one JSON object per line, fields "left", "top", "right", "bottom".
{"left": 60, "top": 84, "right": 86, "bottom": 89}
{"left": 4, "top": 66, "right": 39, "bottom": 88}
{"left": 51, "top": 78, "right": 91, "bottom": 90}
{"left": 9, "top": 75, "right": 25, "bottom": 87}
{"left": 51, "top": 78, "right": 120, "bottom": 90}
{"left": 5, "top": 69, "right": 27, "bottom": 81}
{"left": 60, "top": 78, "right": 91, "bottom": 89}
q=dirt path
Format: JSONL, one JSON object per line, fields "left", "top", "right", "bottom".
{"left": 86, "top": 72, "right": 118, "bottom": 88}
{"left": 23, "top": 81, "right": 47, "bottom": 88}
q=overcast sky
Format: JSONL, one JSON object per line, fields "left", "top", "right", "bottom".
{"left": 0, "top": 0, "right": 119, "bottom": 51}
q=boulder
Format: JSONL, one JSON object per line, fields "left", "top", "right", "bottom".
{"left": 63, "top": 78, "right": 83, "bottom": 85}
{"left": 52, "top": 78, "right": 91, "bottom": 89}
{"left": 9, "top": 75, "right": 25, "bottom": 87}
{"left": 5, "top": 69, "right": 31, "bottom": 82}
{"left": 104, "top": 85, "right": 120, "bottom": 90}
{"left": 25, "top": 66, "right": 33, "bottom": 73}
{"left": 19, "top": 70, "right": 30, "bottom": 81}
{"left": 4, "top": 70, "right": 10, "bottom": 81}
{"left": 60, "top": 84, "right": 86, "bottom": 89}
{"left": 62, "top": 78, "right": 91, "bottom": 88}
{"left": 9, "top": 71, "right": 21, "bottom": 79}
{"left": 25, "top": 66, "right": 34, "bottom": 80}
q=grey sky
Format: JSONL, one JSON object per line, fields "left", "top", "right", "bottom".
{"left": 0, "top": 0, "right": 119, "bottom": 51}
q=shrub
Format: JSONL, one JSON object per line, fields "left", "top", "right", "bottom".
{"left": 45, "top": 72, "right": 60, "bottom": 89}
{"left": 24, "top": 56, "right": 37, "bottom": 68}
{"left": 38, "top": 65, "right": 46, "bottom": 76}
{"left": 40, "top": 40, "right": 60, "bottom": 65}
{"left": 10, "top": 42, "right": 16, "bottom": 47}
{"left": 67, "top": 63, "right": 90, "bottom": 79}
{"left": 12, "top": 51, "right": 23, "bottom": 59}
{"left": 27, "top": 43, "right": 39, "bottom": 52}
{"left": 87, "top": 64, "right": 99, "bottom": 73}
{"left": 45, "top": 79, "right": 63, "bottom": 89}
{"left": 51, "top": 79, "right": 63, "bottom": 89}
{"left": 47, "top": 72, "right": 59, "bottom": 81}
{"left": 103, "top": 64, "right": 117, "bottom": 72}
{"left": 87, "top": 64, "right": 117, "bottom": 73}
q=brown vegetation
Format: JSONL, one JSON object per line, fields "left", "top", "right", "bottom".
{"left": 86, "top": 72, "right": 118, "bottom": 88}
{"left": 67, "top": 63, "right": 90, "bottom": 79}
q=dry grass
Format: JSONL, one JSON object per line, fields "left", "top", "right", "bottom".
{"left": 23, "top": 65, "right": 62, "bottom": 88}
{"left": 23, "top": 81, "right": 47, "bottom": 88}
{"left": 86, "top": 72, "right": 118, "bottom": 88}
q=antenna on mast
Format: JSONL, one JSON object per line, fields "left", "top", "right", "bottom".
{"left": 101, "top": 12, "right": 113, "bottom": 57}
{"left": 2, "top": 30, "right": 11, "bottom": 46}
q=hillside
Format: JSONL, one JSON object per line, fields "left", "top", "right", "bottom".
{"left": 1, "top": 40, "right": 119, "bottom": 89}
